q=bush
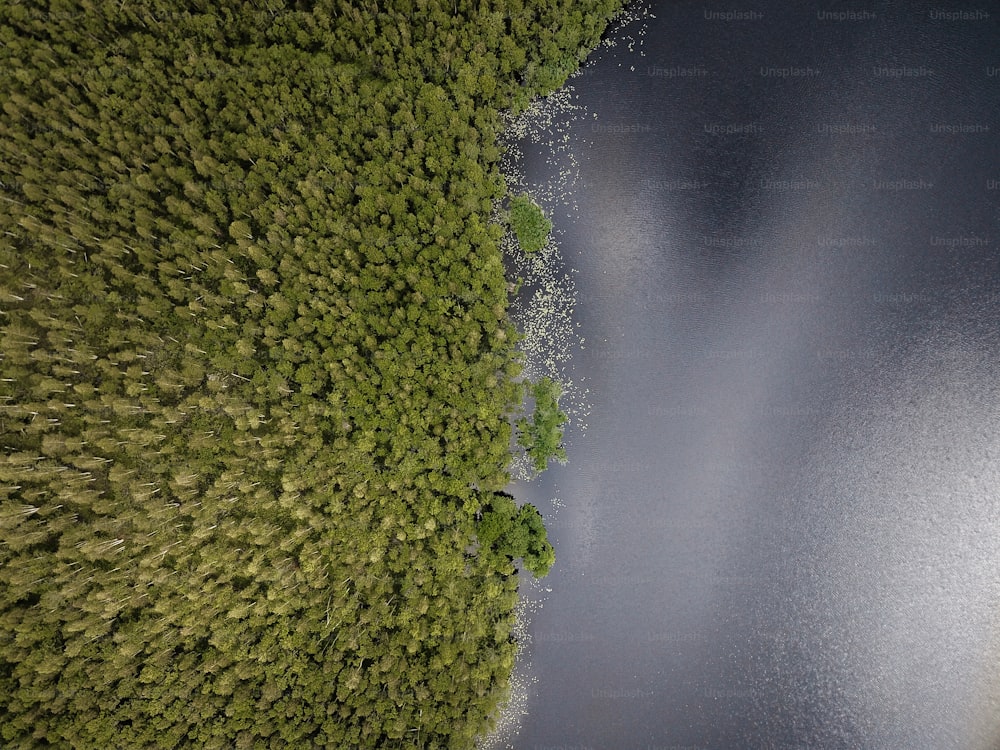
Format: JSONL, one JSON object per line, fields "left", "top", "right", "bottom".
{"left": 509, "top": 193, "right": 552, "bottom": 253}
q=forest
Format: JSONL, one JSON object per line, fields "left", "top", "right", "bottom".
{"left": 0, "top": 0, "right": 622, "bottom": 747}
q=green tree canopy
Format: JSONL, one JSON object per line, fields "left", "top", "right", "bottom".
{"left": 0, "top": 0, "right": 621, "bottom": 746}
{"left": 476, "top": 493, "right": 555, "bottom": 578}
{"left": 517, "top": 377, "right": 569, "bottom": 472}
{"left": 509, "top": 193, "right": 553, "bottom": 253}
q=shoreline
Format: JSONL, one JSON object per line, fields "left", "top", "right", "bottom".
{"left": 478, "top": 3, "right": 655, "bottom": 746}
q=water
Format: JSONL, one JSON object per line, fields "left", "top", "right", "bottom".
{"left": 506, "top": 2, "right": 1000, "bottom": 748}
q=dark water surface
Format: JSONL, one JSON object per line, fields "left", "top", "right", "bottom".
{"left": 509, "top": 2, "right": 1000, "bottom": 748}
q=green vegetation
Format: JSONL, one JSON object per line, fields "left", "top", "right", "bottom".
{"left": 477, "top": 493, "right": 555, "bottom": 578}
{"left": 517, "top": 377, "right": 569, "bottom": 472}
{"left": 509, "top": 193, "right": 554, "bottom": 253}
{"left": 0, "top": 0, "right": 621, "bottom": 746}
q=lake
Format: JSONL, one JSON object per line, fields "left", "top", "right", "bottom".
{"left": 505, "top": 1, "right": 1000, "bottom": 748}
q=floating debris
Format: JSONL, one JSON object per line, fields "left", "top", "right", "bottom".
{"left": 475, "top": 574, "right": 547, "bottom": 750}
{"left": 497, "top": 85, "right": 590, "bottom": 484}
{"left": 599, "top": 0, "right": 655, "bottom": 56}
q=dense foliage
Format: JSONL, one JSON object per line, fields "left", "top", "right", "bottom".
{"left": 0, "top": 0, "right": 621, "bottom": 747}
{"left": 517, "top": 377, "right": 569, "bottom": 472}
{"left": 509, "top": 193, "right": 552, "bottom": 253}
{"left": 476, "top": 493, "right": 555, "bottom": 578}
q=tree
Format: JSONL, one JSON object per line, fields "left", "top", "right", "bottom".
{"left": 516, "top": 377, "right": 568, "bottom": 472}
{"left": 476, "top": 493, "right": 554, "bottom": 578}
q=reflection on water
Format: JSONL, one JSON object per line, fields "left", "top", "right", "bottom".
{"left": 509, "top": 1, "right": 1000, "bottom": 748}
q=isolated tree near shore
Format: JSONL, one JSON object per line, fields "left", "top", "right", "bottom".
{"left": 477, "top": 493, "right": 555, "bottom": 578}
{"left": 517, "top": 377, "right": 568, "bottom": 472}
{"left": 509, "top": 193, "right": 552, "bottom": 253}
